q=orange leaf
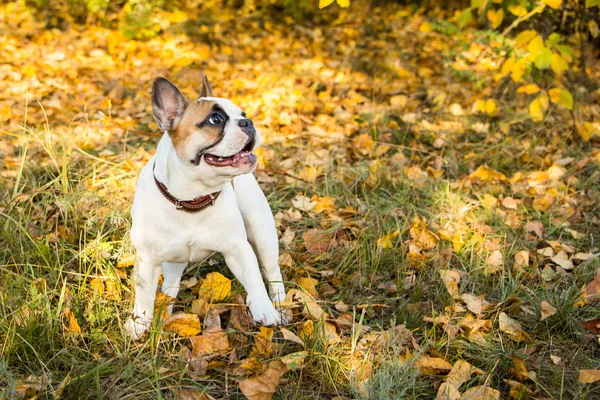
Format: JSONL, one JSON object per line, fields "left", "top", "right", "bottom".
{"left": 239, "top": 360, "right": 286, "bottom": 400}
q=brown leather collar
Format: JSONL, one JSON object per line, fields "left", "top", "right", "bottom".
{"left": 153, "top": 162, "right": 220, "bottom": 213}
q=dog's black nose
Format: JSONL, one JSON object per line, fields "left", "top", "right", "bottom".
{"left": 238, "top": 118, "right": 253, "bottom": 128}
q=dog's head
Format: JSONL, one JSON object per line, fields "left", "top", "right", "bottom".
{"left": 151, "top": 75, "right": 259, "bottom": 178}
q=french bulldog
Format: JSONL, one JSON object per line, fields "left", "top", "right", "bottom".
{"left": 125, "top": 75, "right": 286, "bottom": 340}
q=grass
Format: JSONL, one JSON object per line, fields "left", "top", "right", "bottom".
{"left": 2, "top": 2, "right": 600, "bottom": 399}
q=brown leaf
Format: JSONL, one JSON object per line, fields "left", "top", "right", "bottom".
{"left": 164, "top": 313, "right": 201, "bottom": 337}
{"left": 501, "top": 196, "right": 518, "bottom": 210}
{"left": 461, "top": 293, "right": 485, "bottom": 316}
{"left": 524, "top": 221, "right": 544, "bottom": 238}
{"left": 377, "top": 281, "right": 398, "bottom": 294}
{"left": 578, "top": 370, "right": 600, "bottom": 384}
{"left": 229, "top": 294, "right": 253, "bottom": 332}
{"left": 513, "top": 250, "right": 530, "bottom": 272}
{"left": 190, "top": 326, "right": 229, "bottom": 356}
{"left": 440, "top": 269, "right": 461, "bottom": 299}
{"left": 239, "top": 360, "right": 286, "bottom": 400}
{"left": 460, "top": 386, "right": 500, "bottom": 399}
{"left": 582, "top": 318, "right": 600, "bottom": 333}
{"left": 509, "top": 356, "right": 529, "bottom": 381}
{"left": 280, "top": 351, "right": 309, "bottom": 373}
{"left": 485, "top": 250, "right": 504, "bottom": 275}
{"left": 585, "top": 269, "right": 600, "bottom": 299}
{"left": 540, "top": 300, "right": 557, "bottom": 321}
{"left": 303, "top": 229, "right": 336, "bottom": 255}
{"left": 279, "top": 327, "right": 304, "bottom": 345}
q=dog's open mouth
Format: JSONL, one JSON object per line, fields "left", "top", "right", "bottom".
{"left": 204, "top": 139, "right": 256, "bottom": 168}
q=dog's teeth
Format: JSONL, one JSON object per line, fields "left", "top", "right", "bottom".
{"left": 218, "top": 157, "right": 224, "bottom": 161}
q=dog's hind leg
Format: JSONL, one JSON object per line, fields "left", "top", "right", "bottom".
{"left": 233, "top": 174, "right": 286, "bottom": 305}
{"left": 161, "top": 262, "right": 188, "bottom": 315}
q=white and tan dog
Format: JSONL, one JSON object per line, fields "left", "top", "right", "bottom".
{"left": 126, "top": 75, "right": 286, "bottom": 340}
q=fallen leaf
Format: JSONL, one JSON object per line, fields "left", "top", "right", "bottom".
{"left": 499, "top": 312, "right": 530, "bottom": 342}
{"left": 460, "top": 386, "right": 500, "bottom": 399}
{"left": 164, "top": 313, "right": 201, "bottom": 337}
{"left": 303, "top": 229, "right": 336, "bottom": 255}
{"left": 292, "top": 195, "right": 316, "bottom": 211}
{"left": 513, "top": 250, "right": 530, "bottom": 272}
{"left": 251, "top": 326, "right": 274, "bottom": 358}
{"left": 468, "top": 165, "right": 507, "bottom": 184}
{"left": 239, "top": 360, "right": 286, "bottom": 400}
{"left": 510, "top": 356, "right": 529, "bottom": 381}
{"left": 550, "top": 355, "right": 561, "bottom": 364}
{"left": 436, "top": 382, "right": 460, "bottom": 400}
{"left": 63, "top": 308, "right": 81, "bottom": 334}
{"left": 280, "top": 351, "right": 309, "bottom": 373}
{"left": 445, "top": 360, "right": 482, "bottom": 390}
{"left": 540, "top": 300, "right": 557, "bottom": 321}
{"left": 462, "top": 293, "right": 484, "bottom": 316}
{"left": 501, "top": 196, "right": 518, "bottom": 210}
{"left": 377, "top": 281, "right": 398, "bottom": 294}
{"left": 198, "top": 272, "right": 231, "bottom": 302}
{"left": 551, "top": 251, "right": 574, "bottom": 270}
{"left": 485, "top": 250, "right": 504, "bottom": 275}
{"left": 578, "top": 370, "right": 600, "bottom": 384}
{"left": 440, "top": 269, "right": 462, "bottom": 299}
{"left": 377, "top": 230, "right": 399, "bottom": 249}
{"left": 280, "top": 327, "right": 304, "bottom": 345}
{"left": 190, "top": 326, "right": 229, "bottom": 356}
{"left": 415, "top": 356, "right": 453, "bottom": 375}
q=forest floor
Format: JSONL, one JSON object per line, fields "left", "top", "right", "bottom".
{"left": 1, "top": 2, "right": 600, "bottom": 399}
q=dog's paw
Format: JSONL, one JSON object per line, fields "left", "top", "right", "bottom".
{"left": 125, "top": 315, "right": 151, "bottom": 341}
{"left": 268, "top": 283, "right": 286, "bottom": 306}
{"left": 248, "top": 295, "right": 286, "bottom": 326}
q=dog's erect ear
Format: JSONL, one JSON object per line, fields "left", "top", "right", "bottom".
{"left": 152, "top": 77, "right": 187, "bottom": 132}
{"left": 199, "top": 73, "right": 213, "bottom": 98}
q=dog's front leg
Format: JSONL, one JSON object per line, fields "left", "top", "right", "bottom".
{"left": 224, "top": 241, "right": 284, "bottom": 326}
{"left": 126, "top": 254, "right": 162, "bottom": 340}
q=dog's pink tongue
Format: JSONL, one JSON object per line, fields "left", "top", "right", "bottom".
{"left": 231, "top": 152, "right": 256, "bottom": 167}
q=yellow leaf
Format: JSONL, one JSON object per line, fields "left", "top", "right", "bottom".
{"left": 551, "top": 53, "right": 569, "bottom": 74}
{"left": 511, "top": 59, "right": 528, "bottom": 83}
{"left": 527, "top": 35, "right": 544, "bottom": 59}
{"left": 164, "top": 313, "right": 201, "bottom": 337}
{"left": 311, "top": 196, "right": 336, "bottom": 213}
{"left": 319, "top": 0, "right": 335, "bottom": 8}
{"left": 542, "top": 0, "right": 562, "bottom": 9}
{"left": 578, "top": 370, "right": 600, "bottom": 384}
{"left": 486, "top": 8, "right": 504, "bottom": 29}
{"left": 63, "top": 308, "right": 81, "bottom": 334}
{"left": 239, "top": 360, "right": 286, "bottom": 400}
{"left": 499, "top": 312, "right": 530, "bottom": 341}
{"left": 529, "top": 93, "right": 548, "bottom": 122}
{"left": 280, "top": 351, "right": 309, "bottom": 373}
{"left": 436, "top": 382, "right": 461, "bottom": 400}
{"left": 251, "top": 326, "right": 274, "bottom": 358}
{"left": 297, "top": 277, "right": 319, "bottom": 298}
{"left": 474, "top": 99, "right": 486, "bottom": 113}
{"left": 298, "top": 166, "right": 320, "bottom": 183}
{"left": 377, "top": 230, "right": 399, "bottom": 249}
{"left": 485, "top": 249, "right": 504, "bottom": 275}
{"left": 517, "top": 84, "right": 541, "bottom": 94}
{"left": 117, "top": 254, "right": 136, "bottom": 268}
{"left": 468, "top": 165, "right": 507, "bottom": 184}
{"left": 508, "top": 5, "right": 527, "bottom": 16}
{"left": 280, "top": 327, "right": 305, "bottom": 345}
{"left": 336, "top": 0, "right": 350, "bottom": 7}
{"left": 198, "top": 272, "right": 231, "bottom": 302}
{"left": 445, "top": 360, "right": 483, "bottom": 391}
{"left": 515, "top": 30, "right": 538, "bottom": 47}
{"left": 510, "top": 355, "right": 529, "bottom": 381}
{"left": 548, "top": 87, "right": 573, "bottom": 110}
{"left": 419, "top": 22, "right": 432, "bottom": 33}
{"left": 462, "top": 293, "right": 484, "bottom": 315}
{"left": 485, "top": 98, "right": 497, "bottom": 116}
{"left": 540, "top": 300, "right": 557, "bottom": 320}
{"left": 415, "top": 356, "right": 453, "bottom": 375}
{"left": 535, "top": 48, "right": 552, "bottom": 69}
{"left": 500, "top": 56, "right": 515, "bottom": 78}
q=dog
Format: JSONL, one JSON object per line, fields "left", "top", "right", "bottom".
{"left": 125, "top": 75, "right": 286, "bottom": 340}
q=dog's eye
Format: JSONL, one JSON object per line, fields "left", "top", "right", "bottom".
{"left": 208, "top": 113, "right": 224, "bottom": 125}
{"left": 241, "top": 112, "right": 246, "bottom": 117}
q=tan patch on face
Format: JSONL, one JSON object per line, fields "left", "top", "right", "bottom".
{"left": 170, "top": 99, "right": 223, "bottom": 155}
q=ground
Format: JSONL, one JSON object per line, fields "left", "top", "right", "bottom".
{"left": 1, "top": 1, "right": 600, "bottom": 399}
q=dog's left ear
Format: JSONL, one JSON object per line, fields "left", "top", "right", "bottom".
{"left": 152, "top": 77, "right": 187, "bottom": 132}
{"left": 199, "top": 73, "right": 213, "bottom": 98}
